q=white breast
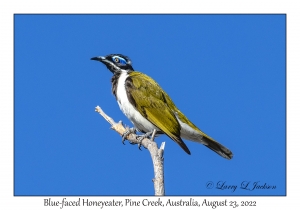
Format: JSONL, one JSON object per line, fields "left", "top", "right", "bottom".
{"left": 116, "top": 71, "right": 159, "bottom": 133}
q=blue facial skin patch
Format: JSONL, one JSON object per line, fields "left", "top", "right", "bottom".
{"left": 113, "top": 56, "right": 127, "bottom": 65}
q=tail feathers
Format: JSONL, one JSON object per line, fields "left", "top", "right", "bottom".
{"left": 169, "top": 135, "right": 191, "bottom": 155}
{"left": 202, "top": 136, "right": 233, "bottom": 160}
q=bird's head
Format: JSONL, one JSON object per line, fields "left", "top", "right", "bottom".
{"left": 91, "top": 54, "right": 134, "bottom": 74}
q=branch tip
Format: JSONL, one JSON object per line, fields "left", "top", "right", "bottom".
{"left": 160, "top": 142, "right": 166, "bottom": 150}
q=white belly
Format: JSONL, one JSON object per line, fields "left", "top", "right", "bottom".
{"left": 116, "top": 71, "right": 160, "bottom": 133}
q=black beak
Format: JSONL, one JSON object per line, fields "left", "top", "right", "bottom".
{"left": 91, "top": 55, "right": 117, "bottom": 74}
{"left": 90, "top": 56, "right": 105, "bottom": 61}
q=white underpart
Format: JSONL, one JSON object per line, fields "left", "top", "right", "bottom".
{"left": 176, "top": 115, "right": 206, "bottom": 144}
{"left": 116, "top": 71, "right": 160, "bottom": 133}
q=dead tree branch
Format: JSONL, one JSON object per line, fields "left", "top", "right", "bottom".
{"left": 95, "top": 105, "right": 165, "bottom": 196}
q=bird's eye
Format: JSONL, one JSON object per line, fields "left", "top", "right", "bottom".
{"left": 112, "top": 56, "right": 127, "bottom": 65}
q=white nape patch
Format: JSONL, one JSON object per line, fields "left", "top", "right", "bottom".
{"left": 176, "top": 115, "right": 205, "bottom": 144}
{"left": 116, "top": 71, "right": 160, "bottom": 133}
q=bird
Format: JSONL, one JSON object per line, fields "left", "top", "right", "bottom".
{"left": 91, "top": 54, "right": 233, "bottom": 159}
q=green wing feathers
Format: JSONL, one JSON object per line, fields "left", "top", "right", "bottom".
{"left": 126, "top": 72, "right": 232, "bottom": 159}
{"left": 143, "top": 107, "right": 191, "bottom": 155}
{"left": 126, "top": 72, "right": 191, "bottom": 154}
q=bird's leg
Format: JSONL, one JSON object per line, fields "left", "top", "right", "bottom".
{"left": 121, "top": 127, "right": 137, "bottom": 144}
{"left": 150, "top": 129, "right": 157, "bottom": 141}
{"left": 136, "top": 130, "right": 155, "bottom": 150}
{"left": 123, "top": 129, "right": 157, "bottom": 150}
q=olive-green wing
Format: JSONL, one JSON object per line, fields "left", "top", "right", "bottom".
{"left": 125, "top": 72, "right": 190, "bottom": 154}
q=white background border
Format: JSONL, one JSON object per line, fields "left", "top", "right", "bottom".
{"left": 1, "top": 0, "right": 297, "bottom": 209}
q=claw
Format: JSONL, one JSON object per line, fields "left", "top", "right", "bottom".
{"left": 121, "top": 132, "right": 128, "bottom": 145}
{"left": 121, "top": 127, "right": 137, "bottom": 144}
{"left": 136, "top": 131, "right": 154, "bottom": 150}
{"left": 122, "top": 129, "right": 156, "bottom": 151}
{"left": 137, "top": 137, "right": 144, "bottom": 150}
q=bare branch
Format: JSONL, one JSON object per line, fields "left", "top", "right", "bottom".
{"left": 95, "top": 106, "right": 116, "bottom": 125}
{"left": 95, "top": 106, "right": 165, "bottom": 195}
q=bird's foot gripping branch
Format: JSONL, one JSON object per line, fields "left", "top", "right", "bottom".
{"left": 95, "top": 105, "right": 165, "bottom": 195}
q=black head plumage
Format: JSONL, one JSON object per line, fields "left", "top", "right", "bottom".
{"left": 91, "top": 54, "right": 134, "bottom": 73}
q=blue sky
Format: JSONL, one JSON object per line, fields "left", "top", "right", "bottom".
{"left": 14, "top": 14, "right": 286, "bottom": 196}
